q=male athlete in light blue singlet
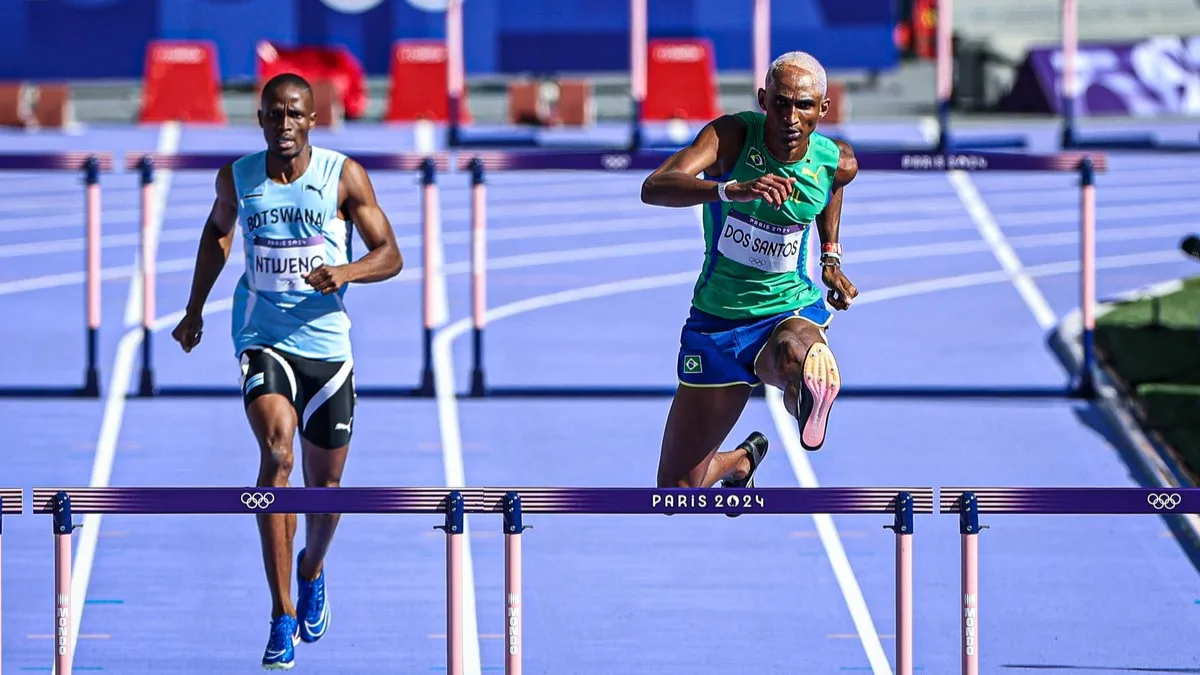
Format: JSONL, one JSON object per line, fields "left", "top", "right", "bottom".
{"left": 642, "top": 52, "right": 860, "bottom": 489}
{"left": 170, "top": 73, "right": 404, "bottom": 670}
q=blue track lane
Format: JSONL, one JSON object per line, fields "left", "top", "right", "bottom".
{"left": 2, "top": 119, "right": 1200, "bottom": 673}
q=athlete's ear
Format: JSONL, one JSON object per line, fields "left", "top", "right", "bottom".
{"left": 757, "top": 87, "right": 766, "bottom": 112}
{"left": 819, "top": 96, "right": 830, "bottom": 119}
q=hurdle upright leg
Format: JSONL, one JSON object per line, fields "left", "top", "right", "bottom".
{"left": 52, "top": 492, "right": 76, "bottom": 675}
{"left": 137, "top": 156, "right": 157, "bottom": 397}
{"left": 469, "top": 158, "right": 487, "bottom": 397}
{"left": 418, "top": 158, "right": 439, "bottom": 396}
{"left": 886, "top": 492, "right": 915, "bottom": 675}
{"left": 437, "top": 492, "right": 465, "bottom": 675}
{"left": 959, "top": 492, "right": 981, "bottom": 675}
{"left": 1076, "top": 157, "right": 1097, "bottom": 398}
{"left": 83, "top": 156, "right": 102, "bottom": 397}
{"left": 503, "top": 492, "right": 529, "bottom": 675}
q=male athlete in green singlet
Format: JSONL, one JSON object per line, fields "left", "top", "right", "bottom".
{"left": 641, "top": 51, "right": 860, "bottom": 488}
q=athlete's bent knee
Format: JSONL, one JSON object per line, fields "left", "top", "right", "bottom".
{"left": 258, "top": 434, "right": 294, "bottom": 485}
{"left": 777, "top": 340, "right": 810, "bottom": 378}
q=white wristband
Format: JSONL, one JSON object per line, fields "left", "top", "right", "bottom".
{"left": 716, "top": 180, "right": 735, "bottom": 202}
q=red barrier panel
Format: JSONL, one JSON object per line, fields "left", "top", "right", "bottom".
{"left": 255, "top": 41, "right": 368, "bottom": 120}
{"left": 643, "top": 39, "right": 720, "bottom": 121}
{"left": 384, "top": 40, "right": 472, "bottom": 123}
{"left": 138, "top": 40, "right": 226, "bottom": 124}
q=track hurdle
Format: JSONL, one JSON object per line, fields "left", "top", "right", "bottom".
{"left": 0, "top": 153, "right": 113, "bottom": 399}
{"left": 477, "top": 486, "right": 933, "bottom": 675}
{"left": 34, "top": 485, "right": 929, "bottom": 675}
{"left": 121, "top": 151, "right": 451, "bottom": 398}
{"left": 941, "top": 486, "right": 1200, "bottom": 675}
{"left": 455, "top": 148, "right": 1107, "bottom": 399}
{"left": 0, "top": 488, "right": 25, "bottom": 674}
{"left": 33, "top": 486, "right": 488, "bottom": 675}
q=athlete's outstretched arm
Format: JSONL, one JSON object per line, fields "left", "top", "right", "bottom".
{"left": 306, "top": 158, "right": 403, "bottom": 294}
{"left": 816, "top": 140, "right": 860, "bottom": 311}
{"left": 641, "top": 115, "right": 795, "bottom": 209}
{"left": 172, "top": 165, "right": 238, "bottom": 352}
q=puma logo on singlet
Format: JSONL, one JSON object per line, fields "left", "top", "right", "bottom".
{"left": 305, "top": 184, "right": 325, "bottom": 198}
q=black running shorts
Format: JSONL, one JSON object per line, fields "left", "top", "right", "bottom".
{"left": 239, "top": 347, "right": 356, "bottom": 450}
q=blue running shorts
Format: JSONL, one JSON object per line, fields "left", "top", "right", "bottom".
{"left": 676, "top": 300, "right": 833, "bottom": 387}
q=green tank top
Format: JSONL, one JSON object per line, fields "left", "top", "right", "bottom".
{"left": 691, "top": 111, "right": 840, "bottom": 320}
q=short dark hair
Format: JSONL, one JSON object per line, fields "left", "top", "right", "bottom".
{"left": 261, "top": 72, "right": 313, "bottom": 104}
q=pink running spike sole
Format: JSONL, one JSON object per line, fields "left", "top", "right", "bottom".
{"left": 799, "top": 342, "right": 840, "bottom": 451}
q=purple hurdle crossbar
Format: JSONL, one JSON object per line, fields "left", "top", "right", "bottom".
{"left": 120, "top": 152, "right": 450, "bottom": 398}
{"left": 454, "top": 150, "right": 1106, "bottom": 399}
{"left": 481, "top": 486, "right": 933, "bottom": 675}
{"left": 0, "top": 488, "right": 25, "bottom": 674}
{"left": 941, "top": 486, "right": 1200, "bottom": 674}
{"left": 0, "top": 153, "right": 112, "bottom": 398}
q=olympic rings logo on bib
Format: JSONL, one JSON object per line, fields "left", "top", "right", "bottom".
{"left": 717, "top": 209, "right": 806, "bottom": 273}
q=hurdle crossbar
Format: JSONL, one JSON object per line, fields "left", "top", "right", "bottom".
{"left": 455, "top": 149, "right": 1106, "bottom": 400}
{"left": 941, "top": 486, "right": 1200, "bottom": 675}
{"left": 120, "top": 151, "right": 451, "bottom": 399}
{"left": 33, "top": 485, "right": 929, "bottom": 675}
{"left": 0, "top": 153, "right": 113, "bottom": 399}
{"left": 0, "top": 488, "right": 25, "bottom": 675}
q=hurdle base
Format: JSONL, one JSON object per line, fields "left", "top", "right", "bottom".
{"left": 0, "top": 385, "right": 101, "bottom": 399}
{"left": 416, "top": 367, "right": 436, "bottom": 397}
{"left": 469, "top": 368, "right": 486, "bottom": 398}
{"left": 138, "top": 368, "right": 157, "bottom": 398}
{"left": 83, "top": 367, "right": 101, "bottom": 398}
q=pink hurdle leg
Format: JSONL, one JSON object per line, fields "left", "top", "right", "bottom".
{"left": 887, "top": 492, "right": 915, "bottom": 675}
{"left": 503, "top": 493, "right": 527, "bottom": 675}
{"left": 439, "top": 492, "right": 465, "bottom": 675}
{"left": 469, "top": 159, "right": 488, "bottom": 397}
{"left": 52, "top": 493, "right": 75, "bottom": 675}
{"left": 896, "top": 532, "right": 913, "bottom": 675}
{"left": 83, "top": 158, "right": 102, "bottom": 397}
{"left": 958, "top": 492, "right": 981, "bottom": 675}
{"left": 962, "top": 534, "right": 979, "bottom": 675}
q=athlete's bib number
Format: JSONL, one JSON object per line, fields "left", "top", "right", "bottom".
{"left": 717, "top": 209, "right": 806, "bottom": 273}
{"left": 252, "top": 235, "right": 325, "bottom": 292}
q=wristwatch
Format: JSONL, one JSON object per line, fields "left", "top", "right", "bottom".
{"left": 717, "top": 180, "right": 736, "bottom": 202}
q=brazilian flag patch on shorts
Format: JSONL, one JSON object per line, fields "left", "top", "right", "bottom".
{"left": 683, "top": 355, "right": 703, "bottom": 374}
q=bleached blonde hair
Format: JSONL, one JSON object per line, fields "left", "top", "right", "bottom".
{"left": 766, "top": 51, "right": 828, "bottom": 97}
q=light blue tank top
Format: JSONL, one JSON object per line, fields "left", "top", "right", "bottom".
{"left": 229, "top": 146, "right": 352, "bottom": 362}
